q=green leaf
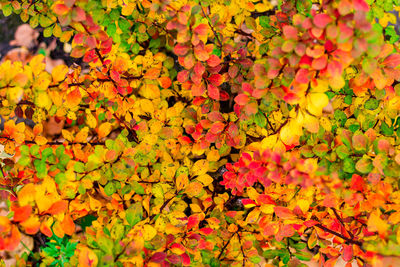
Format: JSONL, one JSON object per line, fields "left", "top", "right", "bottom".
{"left": 55, "top": 173, "right": 67, "bottom": 186}
{"left": 313, "top": 143, "right": 329, "bottom": 158}
{"left": 43, "top": 26, "right": 54, "bottom": 38}
{"left": 356, "top": 157, "right": 373, "bottom": 174}
{"left": 2, "top": 4, "right": 12, "bottom": 17}
{"left": 42, "top": 147, "right": 53, "bottom": 158}
{"left": 364, "top": 98, "right": 379, "bottom": 110}
{"left": 126, "top": 202, "right": 143, "bottom": 227}
{"left": 381, "top": 121, "right": 394, "bottom": 136}
{"left": 74, "top": 162, "right": 85, "bottom": 173}
{"left": 344, "top": 95, "right": 352, "bottom": 105}
{"left": 118, "top": 19, "right": 131, "bottom": 31}
{"left": 104, "top": 182, "right": 116, "bottom": 196}
{"left": 18, "top": 155, "right": 31, "bottom": 166}
{"left": 39, "top": 15, "right": 54, "bottom": 27}
{"left": 254, "top": 112, "right": 266, "bottom": 128}
{"left": 343, "top": 158, "right": 355, "bottom": 173}
{"left": 30, "top": 145, "right": 40, "bottom": 156}
{"left": 132, "top": 181, "right": 145, "bottom": 195}
{"left": 334, "top": 110, "right": 347, "bottom": 126}
{"left": 56, "top": 145, "right": 65, "bottom": 158}
{"left": 294, "top": 250, "right": 312, "bottom": 261}
{"left": 263, "top": 250, "right": 278, "bottom": 259}
{"left": 259, "top": 16, "right": 270, "bottom": 28}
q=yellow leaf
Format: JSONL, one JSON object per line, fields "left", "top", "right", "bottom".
{"left": 35, "top": 92, "right": 52, "bottom": 110}
{"left": 296, "top": 199, "right": 310, "bottom": 213}
{"left": 206, "top": 149, "right": 220, "bottom": 162}
{"left": 329, "top": 75, "right": 345, "bottom": 90}
{"left": 140, "top": 99, "right": 154, "bottom": 115}
{"left": 18, "top": 184, "right": 36, "bottom": 206}
{"left": 140, "top": 83, "right": 160, "bottom": 99}
{"left": 246, "top": 208, "right": 261, "bottom": 224}
{"left": 51, "top": 65, "right": 68, "bottom": 83}
{"left": 176, "top": 174, "right": 189, "bottom": 191}
{"left": 389, "top": 211, "right": 400, "bottom": 225}
{"left": 307, "top": 92, "right": 329, "bottom": 116}
{"left": 368, "top": 210, "right": 388, "bottom": 236}
{"left": 62, "top": 129, "right": 74, "bottom": 142}
{"left": 66, "top": 88, "right": 82, "bottom": 108}
{"left": 191, "top": 159, "right": 209, "bottom": 176}
{"left": 29, "top": 54, "right": 45, "bottom": 76}
{"left": 75, "top": 127, "right": 89, "bottom": 143}
{"left": 89, "top": 195, "right": 102, "bottom": 211}
{"left": 7, "top": 86, "right": 23, "bottom": 103}
{"left": 35, "top": 136, "right": 48, "bottom": 145}
{"left": 280, "top": 119, "right": 301, "bottom": 145}
{"left": 185, "top": 182, "right": 203, "bottom": 198}
{"left": 79, "top": 247, "right": 98, "bottom": 267}
{"left": 98, "top": 122, "right": 112, "bottom": 139}
{"left": 143, "top": 224, "right": 157, "bottom": 241}
{"left": 189, "top": 204, "right": 203, "bottom": 213}
{"left": 260, "top": 204, "right": 274, "bottom": 214}
{"left": 196, "top": 174, "right": 213, "bottom": 187}
{"left": 85, "top": 110, "right": 97, "bottom": 129}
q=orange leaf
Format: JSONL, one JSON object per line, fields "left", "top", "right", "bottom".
{"left": 61, "top": 214, "right": 75, "bottom": 236}
{"left": 158, "top": 76, "right": 172, "bottom": 89}
{"left": 12, "top": 205, "right": 32, "bottom": 222}
{"left": 274, "top": 206, "right": 295, "bottom": 219}
{"left": 20, "top": 216, "right": 40, "bottom": 235}
{"left": 66, "top": 88, "right": 82, "bottom": 108}
{"left": 79, "top": 247, "right": 99, "bottom": 267}
{"left": 46, "top": 200, "right": 68, "bottom": 215}
{"left": 4, "top": 225, "right": 21, "bottom": 251}
{"left": 53, "top": 4, "right": 70, "bottom": 15}
{"left": 98, "top": 122, "right": 112, "bottom": 139}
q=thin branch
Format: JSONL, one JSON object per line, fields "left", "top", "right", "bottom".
{"left": 199, "top": 4, "right": 223, "bottom": 49}
{"left": 331, "top": 208, "right": 354, "bottom": 239}
{"left": 314, "top": 223, "right": 363, "bottom": 247}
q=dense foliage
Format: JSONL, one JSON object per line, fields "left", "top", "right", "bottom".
{"left": 1, "top": 0, "right": 400, "bottom": 266}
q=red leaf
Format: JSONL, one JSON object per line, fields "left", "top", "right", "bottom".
{"left": 283, "top": 25, "right": 298, "bottom": 40}
{"left": 187, "top": 215, "right": 199, "bottom": 230}
{"left": 210, "top": 122, "right": 225, "bottom": 134}
{"left": 12, "top": 205, "right": 32, "bottom": 222}
{"left": 235, "top": 94, "right": 249, "bottom": 105}
{"left": 46, "top": 200, "right": 68, "bottom": 215}
{"left": 72, "top": 7, "right": 86, "bottom": 22}
{"left": 313, "top": 14, "right": 332, "bottom": 28}
{"left": 295, "top": 68, "right": 310, "bottom": 84}
{"left": 53, "top": 4, "right": 70, "bottom": 15}
{"left": 177, "top": 70, "right": 190, "bottom": 83}
{"left": 312, "top": 55, "right": 328, "bottom": 70}
{"left": 208, "top": 74, "right": 223, "bottom": 86}
{"left": 194, "top": 62, "right": 205, "bottom": 76}
{"left": 191, "top": 83, "right": 206, "bottom": 96}
{"left": 199, "top": 228, "right": 213, "bottom": 235}
{"left": 174, "top": 44, "right": 190, "bottom": 56}
{"left": 354, "top": 0, "right": 369, "bottom": 12}
{"left": 181, "top": 253, "right": 191, "bottom": 266}
{"left": 151, "top": 252, "right": 167, "bottom": 263}
{"left": 383, "top": 54, "right": 400, "bottom": 68}
{"left": 207, "top": 55, "right": 221, "bottom": 67}
{"left": 303, "top": 220, "right": 319, "bottom": 227}
{"left": 207, "top": 84, "right": 220, "bottom": 100}
{"left": 342, "top": 244, "right": 353, "bottom": 261}
{"left": 274, "top": 207, "right": 295, "bottom": 219}
{"left": 194, "top": 24, "right": 208, "bottom": 35}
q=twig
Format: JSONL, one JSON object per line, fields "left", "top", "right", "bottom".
{"left": 199, "top": 4, "right": 223, "bottom": 49}
{"left": 331, "top": 208, "right": 354, "bottom": 239}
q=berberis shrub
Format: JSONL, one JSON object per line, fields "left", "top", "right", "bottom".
{"left": 1, "top": 0, "right": 400, "bottom": 266}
